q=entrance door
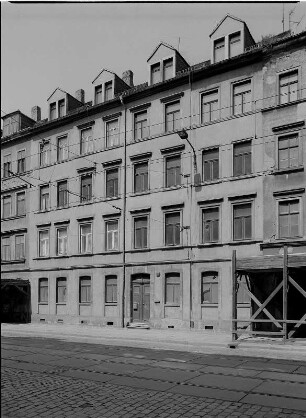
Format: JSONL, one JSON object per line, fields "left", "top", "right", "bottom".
{"left": 131, "top": 275, "right": 150, "bottom": 322}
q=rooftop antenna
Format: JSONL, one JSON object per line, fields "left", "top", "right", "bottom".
{"left": 282, "top": 3, "right": 285, "bottom": 32}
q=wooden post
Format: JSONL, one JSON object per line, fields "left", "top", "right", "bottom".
{"left": 232, "top": 250, "right": 237, "bottom": 341}
{"left": 283, "top": 245, "right": 288, "bottom": 341}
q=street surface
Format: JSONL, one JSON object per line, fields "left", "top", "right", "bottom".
{"left": 2, "top": 335, "right": 306, "bottom": 417}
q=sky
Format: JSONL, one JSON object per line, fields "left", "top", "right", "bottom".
{"left": 2, "top": 2, "right": 306, "bottom": 120}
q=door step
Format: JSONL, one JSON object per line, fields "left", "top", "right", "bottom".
{"left": 127, "top": 322, "right": 150, "bottom": 329}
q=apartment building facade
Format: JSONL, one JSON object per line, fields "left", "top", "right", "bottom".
{"left": 2, "top": 15, "right": 305, "bottom": 334}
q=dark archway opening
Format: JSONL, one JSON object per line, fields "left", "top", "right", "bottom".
{"left": 1, "top": 280, "right": 31, "bottom": 323}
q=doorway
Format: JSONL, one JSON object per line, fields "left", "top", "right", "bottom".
{"left": 131, "top": 274, "right": 150, "bottom": 322}
{"left": 1, "top": 279, "right": 31, "bottom": 323}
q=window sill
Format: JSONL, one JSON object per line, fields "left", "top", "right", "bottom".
{"left": 131, "top": 191, "right": 151, "bottom": 197}
{"left": 163, "top": 185, "right": 183, "bottom": 191}
{"left": 2, "top": 214, "right": 26, "bottom": 221}
{"left": 201, "top": 303, "right": 218, "bottom": 307}
{"left": 272, "top": 166, "right": 304, "bottom": 175}
{"left": 78, "top": 200, "right": 94, "bottom": 207}
{"left": 160, "top": 245, "right": 184, "bottom": 251}
{"left": 105, "top": 303, "right": 117, "bottom": 306}
{"left": 38, "top": 302, "right": 48, "bottom": 306}
{"left": 228, "top": 239, "right": 261, "bottom": 246}
{"left": 260, "top": 239, "right": 306, "bottom": 249}
{"left": 36, "top": 209, "right": 51, "bottom": 214}
{"left": 78, "top": 252, "right": 93, "bottom": 256}
{"left": 56, "top": 205, "right": 70, "bottom": 210}
{"left": 198, "top": 242, "right": 222, "bottom": 248}
{"left": 229, "top": 173, "right": 256, "bottom": 182}
{"left": 1, "top": 259, "right": 26, "bottom": 264}
{"left": 54, "top": 255, "right": 69, "bottom": 258}
{"left": 33, "top": 257, "right": 51, "bottom": 260}
{"left": 56, "top": 303, "right": 67, "bottom": 306}
{"left": 104, "top": 196, "right": 120, "bottom": 201}
{"left": 129, "top": 248, "right": 150, "bottom": 253}
{"left": 164, "top": 304, "right": 180, "bottom": 308}
{"left": 79, "top": 303, "right": 92, "bottom": 306}
{"left": 201, "top": 179, "right": 222, "bottom": 186}
{"left": 261, "top": 98, "right": 305, "bottom": 113}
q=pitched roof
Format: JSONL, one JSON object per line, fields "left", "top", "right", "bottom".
{"left": 47, "top": 87, "right": 68, "bottom": 101}
{"left": 92, "top": 68, "right": 116, "bottom": 84}
{"left": 210, "top": 14, "right": 245, "bottom": 37}
{"left": 147, "top": 41, "right": 189, "bottom": 67}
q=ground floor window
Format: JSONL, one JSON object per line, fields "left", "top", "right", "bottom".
{"left": 39, "top": 278, "right": 48, "bottom": 303}
{"left": 105, "top": 275, "right": 117, "bottom": 303}
{"left": 201, "top": 272, "right": 218, "bottom": 304}
{"left": 56, "top": 277, "right": 67, "bottom": 303}
{"left": 79, "top": 276, "right": 91, "bottom": 303}
{"left": 165, "top": 273, "right": 181, "bottom": 305}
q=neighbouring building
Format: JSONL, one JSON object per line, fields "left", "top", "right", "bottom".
{"left": 1, "top": 15, "right": 305, "bottom": 337}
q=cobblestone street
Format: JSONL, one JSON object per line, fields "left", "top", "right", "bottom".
{"left": 2, "top": 335, "right": 306, "bottom": 417}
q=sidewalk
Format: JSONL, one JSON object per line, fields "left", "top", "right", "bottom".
{"left": 1, "top": 323, "right": 306, "bottom": 361}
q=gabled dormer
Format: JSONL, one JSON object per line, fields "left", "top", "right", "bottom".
{"left": 210, "top": 14, "right": 255, "bottom": 64}
{"left": 92, "top": 69, "right": 131, "bottom": 105}
{"left": 1, "top": 110, "right": 35, "bottom": 138}
{"left": 147, "top": 42, "right": 189, "bottom": 86}
{"left": 47, "top": 88, "right": 83, "bottom": 121}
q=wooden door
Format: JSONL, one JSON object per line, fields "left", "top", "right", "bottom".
{"left": 131, "top": 275, "right": 150, "bottom": 322}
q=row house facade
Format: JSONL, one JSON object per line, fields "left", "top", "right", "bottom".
{"left": 1, "top": 15, "right": 306, "bottom": 335}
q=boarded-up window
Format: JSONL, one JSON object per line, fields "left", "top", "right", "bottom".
{"left": 105, "top": 275, "right": 117, "bottom": 303}
{"left": 201, "top": 272, "right": 218, "bottom": 304}
{"left": 165, "top": 273, "right": 181, "bottom": 305}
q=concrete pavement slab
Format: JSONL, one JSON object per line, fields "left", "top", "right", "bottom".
{"left": 153, "top": 360, "right": 205, "bottom": 371}
{"left": 59, "top": 369, "right": 115, "bottom": 383}
{"left": 169, "top": 384, "right": 246, "bottom": 402}
{"left": 108, "top": 376, "right": 176, "bottom": 391}
{"left": 199, "top": 365, "right": 261, "bottom": 377}
{"left": 46, "top": 358, "right": 98, "bottom": 368}
{"left": 133, "top": 368, "right": 200, "bottom": 383}
{"left": 187, "top": 374, "right": 263, "bottom": 391}
{"left": 240, "top": 394, "right": 306, "bottom": 412}
{"left": 257, "top": 371, "right": 306, "bottom": 383}
{"left": 104, "top": 356, "right": 157, "bottom": 366}
{"left": 191, "top": 357, "right": 244, "bottom": 367}
{"left": 252, "top": 381, "right": 306, "bottom": 399}
{"left": 87, "top": 362, "right": 149, "bottom": 375}
{"left": 239, "top": 360, "right": 299, "bottom": 372}
{"left": 1, "top": 349, "right": 31, "bottom": 358}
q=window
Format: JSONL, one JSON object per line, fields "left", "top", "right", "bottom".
{"left": 57, "top": 136, "right": 68, "bottom": 162}
{"left": 3, "top": 155, "right": 12, "bottom": 178}
{"left": 203, "top": 148, "right": 219, "bottom": 181}
{"left": 279, "top": 70, "right": 298, "bottom": 104}
{"left": 105, "top": 275, "right": 117, "bottom": 303}
{"left": 165, "top": 212, "right": 181, "bottom": 246}
{"left": 58, "top": 99, "right": 65, "bottom": 118}
{"left": 50, "top": 103, "right": 56, "bottom": 120}
{"left": 39, "top": 230, "right": 50, "bottom": 257}
{"left": 17, "top": 150, "right": 26, "bottom": 173}
{"left": 165, "top": 273, "right": 180, "bottom": 305}
{"left": 80, "top": 174, "right": 92, "bottom": 202}
{"left": 106, "top": 220, "right": 119, "bottom": 251}
{"left": 134, "top": 161, "right": 148, "bottom": 193}
{"left": 2, "top": 196, "right": 12, "bottom": 218}
{"left": 202, "top": 207, "right": 219, "bottom": 243}
{"left": 233, "top": 81, "right": 252, "bottom": 115}
{"left": 165, "top": 101, "right": 180, "bottom": 132}
{"left": 163, "top": 58, "right": 173, "bottom": 81}
{"left": 166, "top": 155, "right": 181, "bottom": 187}
{"left": 39, "top": 278, "right": 48, "bottom": 303}
{"left": 80, "top": 127, "right": 94, "bottom": 154}
{"left": 79, "top": 223, "right": 92, "bottom": 254}
{"left": 233, "top": 203, "right": 252, "bottom": 241}
{"left": 201, "top": 90, "right": 219, "bottom": 123}
{"left": 106, "top": 168, "right": 119, "bottom": 198}
{"left": 15, "top": 235, "right": 25, "bottom": 260}
{"left": 79, "top": 277, "right": 91, "bottom": 303}
{"left": 106, "top": 119, "right": 119, "bottom": 148}
{"left": 151, "top": 63, "right": 161, "bottom": 84}
{"left": 229, "top": 32, "right": 241, "bottom": 58}
{"left": 16, "top": 192, "right": 26, "bottom": 216}
{"left": 233, "top": 141, "right": 252, "bottom": 176}
{"left": 134, "top": 111, "right": 148, "bottom": 140}
{"left": 95, "top": 85, "right": 102, "bottom": 104}
{"left": 40, "top": 141, "right": 51, "bottom": 166}
{"left": 134, "top": 216, "right": 148, "bottom": 249}
{"left": 278, "top": 134, "right": 299, "bottom": 170}
{"left": 104, "top": 81, "right": 113, "bottom": 101}
{"left": 1, "top": 237, "right": 11, "bottom": 261}
{"left": 201, "top": 272, "right": 218, "bottom": 304}
{"left": 57, "top": 227, "right": 68, "bottom": 256}
{"left": 278, "top": 199, "right": 300, "bottom": 238}
{"left": 40, "top": 185, "right": 50, "bottom": 211}
{"left": 57, "top": 180, "right": 68, "bottom": 207}
{"left": 214, "top": 37, "right": 225, "bottom": 62}
{"left": 56, "top": 278, "right": 67, "bottom": 303}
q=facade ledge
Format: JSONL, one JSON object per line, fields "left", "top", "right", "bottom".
{"left": 1, "top": 259, "right": 26, "bottom": 264}
{"left": 261, "top": 98, "right": 306, "bottom": 113}
{"left": 1, "top": 215, "right": 26, "bottom": 221}
{"left": 229, "top": 174, "right": 257, "bottom": 182}
{"left": 128, "top": 248, "right": 150, "bottom": 253}
{"left": 197, "top": 243, "right": 223, "bottom": 248}
{"left": 164, "top": 304, "right": 180, "bottom": 308}
{"left": 260, "top": 240, "right": 306, "bottom": 249}
{"left": 228, "top": 240, "right": 262, "bottom": 246}
{"left": 1, "top": 183, "right": 27, "bottom": 193}
{"left": 130, "top": 191, "right": 151, "bottom": 198}
{"left": 272, "top": 166, "right": 304, "bottom": 176}
{"left": 201, "top": 179, "right": 223, "bottom": 186}
{"left": 162, "top": 185, "right": 184, "bottom": 192}
{"left": 105, "top": 303, "right": 117, "bottom": 306}
{"left": 160, "top": 245, "right": 185, "bottom": 251}
{"left": 201, "top": 303, "right": 218, "bottom": 308}
{"left": 33, "top": 257, "right": 51, "bottom": 260}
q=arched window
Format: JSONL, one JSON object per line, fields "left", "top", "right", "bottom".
{"left": 201, "top": 272, "right": 218, "bottom": 304}
{"left": 165, "top": 273, "right": 181, "bottom": 305}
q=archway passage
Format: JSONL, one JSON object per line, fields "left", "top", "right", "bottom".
{"left": 131, "top": 274, "right": 150, "bottom": 323}
{"left": 1, "top": 279, "right": 31, "bottom": 323}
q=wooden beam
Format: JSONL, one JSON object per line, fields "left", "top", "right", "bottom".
{"left": 250, "top": 281, "right": 283, "bottom": 322}
{"left": 288, "top": 313, "right": 306, "bottom": 338}
{"left": 283, "top": 245, "right": 288, "bottom": 341}
{"left": 232, "top": 250, "right": 237, "bottom": 342}
{"left": 289, "top": 276, "right": 306, "bottom": 299}
{"left": 244, "top": 286, "right": 282, "bottom": 328}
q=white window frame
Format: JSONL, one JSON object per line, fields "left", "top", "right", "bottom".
{"left": 40, "top": 141, "right": 51, "bottom": 167}
{"left": 16, "top": 191, "right": 26, "bottom": 216}
{"left": 201, "top": 204, "right": 221, "bottom": 244}
{"left": 232, "top": 78, "right": 253, "bottom": 116}
{"left": 133, "top": 214, "right": 149, "bottom": 250}
{"left": 133, "top": 110, "right": 149, "bottom": 141}
{"left": 276, "top": 196, "right": 303, "bottom": 239}
{"left": 164, "top": 210, "right": 182, "bottom": 247}
{"left": 164, "top": 100, "right": 181, "bottom": 133}
{"left": 57, "top": 135, "right": 69, "bottom": 162}
{"left": 79, "top": 223, "right": 93, "bottom": 254}
{"left": 105, "top": 118, "right": 120, "bottom": 148}
{"left": 200, "top": 88, "right": 220, "bottom": 124}
{"left": 105, "top": 219, "right": 119, "bottom": 251}
{"left": 231, "top": 199, "right": 255, "bottom": 242}
{"left": 278, "top": 68, "right": 299, "bottom": 105}
{"left": 17, "top": 149, "right": 26, "bottom": 173}
{"left": 15, "top": 234, "right": 25, "bottom": 260}
{"left": 2, "top": 195, "right": 12, "bottom": 218}
{"left": 38, "top": 229, "right": 50, "bottom": 258}
{"left": 1, "top": 236, "right": 11, "bottom": 261}
{"left": 56, "top": 226, "right": 68, "bottom": 256}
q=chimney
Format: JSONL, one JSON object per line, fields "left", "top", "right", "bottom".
{"left": 76, "top": 89, "right": 85, "bottom": 104}
{"left": 122, "top": 70, "right": 134, "bottom": 87}
{"left": 31, "top": 106, "right": 41, "bottom": 122}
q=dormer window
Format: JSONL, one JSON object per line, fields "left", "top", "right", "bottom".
{"left": 50, "top": 103, "right": 56, "bottom": 120}
{"left": 151, "top": 63, "right": 161, "bottom": 85}
{"left": 163, "top": 58, "right": 174, "bottom": 81}
{"left": 214, "top": 38, "right": 225, "bottom": 63}
{"left": 58, "top": 99, "right": 65, "bottom": 118}
{"left": 105, "top": 81, "right": 113, "bottom": 101}
{"left": 229, "top": 31, "right": 241, "bottom": 58}
{"left": 95, "top": 85, "right": 102, "bottom": 104}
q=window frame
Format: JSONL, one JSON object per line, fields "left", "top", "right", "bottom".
{"left": 105, "top": 118, "right": 119, "bottom": 148}
{"left": 105, "top": 167, "right": 119, "bottom": 198}
{"left": 79, "top": 276, "right": 92, "bottom": 304}
{"left": 95, "top": 84, "right": 102, "bottom": 105}
{"left": 276, "top": 196, "right": 303, "bottom": 239}
{"left": 80, "top": 126, "right": 94, "bottom": 155}
{"left": 40, "top": 184, "right": 50, "bottom": 211}
{"left": 57, "top": 135, "right": 69, "bottom": 162}
{"left": 133, "top": 160, "right": 149, "bottom": 194}
{"left": 38, "top": 229, "right": 50, "bottom": 258}
{"left": 57, "top": 179, "right": 69, "bottom": 208}
{"left": 105, "top": 275, "right": 117, "bottom": 304}
{"left": 201, "top": 205, "right": 220, "bottom": 244}
{"left": 133, "top": 214, "right": 149, "bottom": 250}
{"left": 201, "top": 271, "right": 219, "bottom": 305}
{"left": 1, "top": 236, "right": 11, "bottom": 261}
{"left": 277, "top": 133, "right": 301, "bottom": 171}
{"left": 228, "top": 31, "right": 241, "bottom": 58}
{"left": 58, "top": 99, "right": 65, "bottom": 118}
{"left": 3, "top": 154, "right": 12, "bottom": 178}
{"left": 133, "top": 110, "right": 149, "bottom": 141}
{"left": 56, "top": 226, "right": 68, "bottom": 256}
{"left": 16, "top": 191, "right": 26, "bottom": 216}
{"left": 164, "top": 100, "right": 181, "bottom": 132}
{"left": 79, "top": 222, "right": 93, "bottom": 254}
{"left": 164, "top": 210, "right": 182, "bottom": 247}
{"left": 278, "top": 69, "right": 299, "bottom": 105}
{"left": 17, "top": 149, "right": 26, "bottom": 174}
{"left": 233, "top": 140, "right": 252, "bottom": 177}
{"left": 105, "top": 218, "right": 119, "bottom": 252}
{"left": 151, "top": 62, "right": 161, "bottom": 85}
{"left": 232, "top": 79, "right": 252, "bottom": 116}
{"left": 214, "top": 37, "right": 225, "bottom": 63}
{"left": 40, "top": 141, "right": 51, "bottom": 167}
{"left": 232, "top": 200, "right": 254, "bottom": 242}
{"left": 104, "top": 81, "right": 113, "bottom": 101}
{"left": 164, "top": 272, "right": 181, "bottom": 306}
{"left": 15, "top": 234, "right": 25, "bottom": 260}
{"left": 38, "top": 278, "right": 49, "bottom": 304}
{"left": 56, "top": 277, "right": 67, "bottom": 304}
{"left": 50, "top": 102, "right": 57, "bottom": 120}
{"left": 165, "top": 153, "right": 181, "bottom": 188}
{"left": 2, "top": 195, "right": 12, "bottom": 219}
{"left": 202, "top": 147, "right": 220, "bottom": 182}
{"left": 80, "top": 173, "right": 93, "bottom": 203}
{"left": 200, "top": 88, "right": 220, "bottom": 124}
